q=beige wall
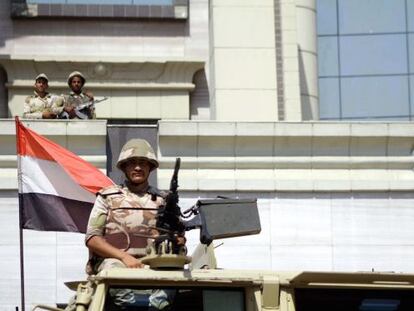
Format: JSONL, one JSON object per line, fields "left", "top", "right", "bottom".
{"left": 210, "top": 0, "right": 279, "bottom": 121}
{"left": 0, "top": 0, "right": 210, "bottom": 121}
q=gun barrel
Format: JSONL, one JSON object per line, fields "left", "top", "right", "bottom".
{"left": 170, "top": 157, "right": 181, "bottom": 191}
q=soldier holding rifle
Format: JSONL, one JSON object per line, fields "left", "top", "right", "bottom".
{"left": 61, "top": 71, "right": 96, "bottom": 119}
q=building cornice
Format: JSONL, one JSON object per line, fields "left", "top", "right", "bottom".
{"left": 0, "top": 57, "right": 204, "bottom": 91}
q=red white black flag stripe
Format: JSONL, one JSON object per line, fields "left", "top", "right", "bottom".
{"left": 16, "top": 118, "right": 114, "bottom": 233}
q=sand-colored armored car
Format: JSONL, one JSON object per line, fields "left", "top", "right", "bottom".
{"left": 31, "top": 171, "right": 414, "bottom": 311}
{"left": 33, "top": 264, "right": 414, "bottom": 311}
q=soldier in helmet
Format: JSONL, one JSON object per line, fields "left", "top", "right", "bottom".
{"left": 61, "top": 71, "right": 95, "bottom": 119}
{"left": 80, "top": 139, "right": 184, "bottom": 309}
{"left": 85, "top": 138, "right": 179, "bottom": 274}
{"left": 23, "top": 73, "right": 65, "bottom": 119}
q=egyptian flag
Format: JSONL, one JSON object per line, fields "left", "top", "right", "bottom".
{"left": 15, "top": 117, "right": 114, "bottom": 233}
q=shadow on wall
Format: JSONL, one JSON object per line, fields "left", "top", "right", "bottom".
{"left": 0, "top": 1, "right": 12, "bottom": 49}
{"left": 0, "top": 1, "right": 190, "bottom": 45}
{"left": 190, "top": 69, "right": 210, "bottom": 120}
{"left": 10, "top": 0, "right": 190, "bottom": 39}
{"left": 298, "top": 48, "right": 319, "bottom": 120}
{"left": 0, "top": 66, "right": 8, "bottom": 118}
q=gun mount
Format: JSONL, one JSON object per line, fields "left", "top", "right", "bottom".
{"left": 142, "top": 158, "right": 261, "bottom": 269}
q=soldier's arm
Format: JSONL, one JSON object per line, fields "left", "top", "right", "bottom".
{"left": 83, "top": 90, "right": 94, "bottom": 101}
{"left": 50, "top": 95, "right": 65, "bottom": 115}
{"left": 87, "top": 236, "right": 144, "bottom": 268}
{"left": 23, "top": 97, "right": 42, "bottom": 119}
{"left": 82, "top": 92, "right": 96, "bottom": 119}
{"left": 85, "top": 195, "right": 144, "bottom": 268}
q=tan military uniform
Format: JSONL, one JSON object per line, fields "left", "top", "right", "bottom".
{"left": 62, "top": 92, "right": 96, "bottom": 119}
{"left": 85, "top": 183, "right": 165, "bottom": 274}
{"left": 23, "top": 91, "right": 64, "bottom": 119}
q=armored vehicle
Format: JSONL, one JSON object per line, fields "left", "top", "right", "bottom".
{"left": 33, "top": 263, "right": 414, "bottom": 311}
{"left": 31, "top": 160, "right": 414, "bottom": 311}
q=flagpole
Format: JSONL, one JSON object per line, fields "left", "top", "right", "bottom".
{"left": 15, "top": 117, "right": 25, "bottom": 311}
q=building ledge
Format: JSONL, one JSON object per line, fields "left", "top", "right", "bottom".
{"left": 0, "top": 119, "right": 107, "bottom": 190}
{"left": 157, "top": 121, "right": 414, "bottom": 192}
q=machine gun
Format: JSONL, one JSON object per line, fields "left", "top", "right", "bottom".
{"left": 142, "top": 157, "right": 190, "bottom": 268}
{"left": 142, "top": 157, "right": 261, "bottom": 269}
{"left": 59, "top": 97, "right": 108, "bottom": 120}
{"left": 154, "top": 158, "right": 185, "bottom": 254}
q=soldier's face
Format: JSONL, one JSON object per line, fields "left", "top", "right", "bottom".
{"left": 124, "top": 158, "right": 151, "bottom": 185}
{"left": 35, "top": 79, "right": 48, "bottom": 94}
{"left": 70, "top": 76, "right": 83, "bottom": 93}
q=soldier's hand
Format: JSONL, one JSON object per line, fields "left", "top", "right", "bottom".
{"left": 42, "top": 111, "right": 57, "bottom": 119}
{"left": 175, "top": 235, "right": 186, "bottom": 246}
{"left": 64, "top": 106, "right": 77, "bottom": 119}
{"left": 120, "top": 253, "right": 145, "bottom": 269}
{"left": 84, "top": 90, "right": 94, "bottom": 101}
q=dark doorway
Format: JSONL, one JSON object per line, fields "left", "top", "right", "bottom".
{"left": 106, "top": 120, "right": 159, "bottom": 186}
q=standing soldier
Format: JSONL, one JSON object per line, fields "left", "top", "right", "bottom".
{"left": 23, "top": 74, "right": 64, "bottom": 119}
{"left": 62, "top": 71, "right": 96, "bottom": 119}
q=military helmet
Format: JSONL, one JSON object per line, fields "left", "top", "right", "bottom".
{"left": 117, "top": 139, "right": 159, "bottom": 171}
{"left": 67, "top": 71, "right": 86, "bottom": 86}
{"left": 35, "top": 73, "right": 49, "bottom": 82}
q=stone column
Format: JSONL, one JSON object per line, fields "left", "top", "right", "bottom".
{"left": 296, "top": 0, "right": 319, "bottom": 120}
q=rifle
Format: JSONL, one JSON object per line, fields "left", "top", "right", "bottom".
{"left": 59, "top": 96, "right": 108, "bottom": 120}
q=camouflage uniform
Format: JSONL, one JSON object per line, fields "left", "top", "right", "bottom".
{"left": 85, "top": 183, "right": 165, "bottom": 275}
{"left": 62, "top": 92, "right": 96, "bottom": 119}
{"left": 23, "top": 91, "right": 64, "bottom": 119}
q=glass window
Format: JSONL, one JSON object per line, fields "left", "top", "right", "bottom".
{"left": 340, "top": 34, "right": 407, "bottom": 76}
{"left": 295, "top": 288, "right": 414, "bottom": 311}
{"left": 338, "top": 0, "right": 406, "bottom": 35}
{"left": 318, "top": 36, "right": 339, "bottom": 76}
{"left": 317, "top": 0, "right": 337, "bottom": 35}
{"left": 204, "top": 290, "right": 244, "bottom": 311}
{"left": 104, "top": 287, "right": 245, "bottom": 311}
{"left": 341, "top": 76, "right": 409, "bottom": 119}
{"left": 319, "top": 78, "right": 340, "bottom": 119}
{"left": 408, "top": 34, "right": 414, "bottom": 74}
{"left": 407, "top": 0, "right": 414, "bottom": 32}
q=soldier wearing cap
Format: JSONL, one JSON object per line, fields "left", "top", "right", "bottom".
{"left": 61, "top": 71, "right": 95, "bottom": 119}
{"left": 85, "top": 139, "right": 181, "bottom": 275}
{"left": 23, "top": 73, "right": 65, "bottom": 119}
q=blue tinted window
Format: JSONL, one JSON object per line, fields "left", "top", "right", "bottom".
{"left": 341, "top": 76, "right": 409, "bottom": 119}
{"left": 66, "top": 0, "right": 131, "bottom": 3}
{"left": 317, "top": 0, "right": 337, "bottom": 35}
{"left": 340, "top": 34, "right": 407, "bottom": 76}
{"left": 407, "top": 1, "right": 414, "bottom": 32}
{"left": 338, "top": 0, "right": 406, "bottom": 35}
{"left": 319, "top": 78, "right": 340, "bottom": 119}
{"left": 408, "top": 34, "right": 414, "bottom": 74}
{"left": 409, "top": 76, "right": 414, "bottom": 118}
{"left": 318, "top": 36, "right": 339, "bottom": 76}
